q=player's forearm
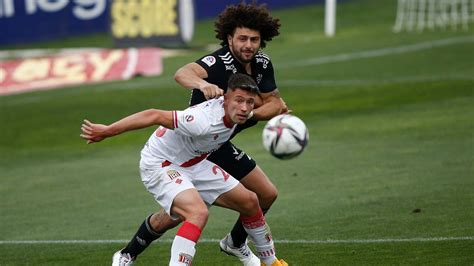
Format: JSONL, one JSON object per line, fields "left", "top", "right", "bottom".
{"left": 174, "top": 64, "right": 208, "bottom": 90}
{"left": 252, "top": 100, "right": 283, "bottom": 120}
{"left": 107, "top": 109, "right": 171, "bottom": 136}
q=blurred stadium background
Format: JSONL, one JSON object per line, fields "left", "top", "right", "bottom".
{"left": 1, "top": 0, "right": 473, "bottom": 265}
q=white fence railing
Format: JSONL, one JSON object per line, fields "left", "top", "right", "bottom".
{"left": 393, "top": 0, "right": 474, "bottom": 32}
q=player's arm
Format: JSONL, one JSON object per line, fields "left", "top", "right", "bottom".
{"left": 174, "top": 62, "right": 224, "bottom": 99}
{"left": 252, "top": 89, "right": 286, "bottom": 120}
{"left": 80, "top": 109, "right": 174, "bottom": 144}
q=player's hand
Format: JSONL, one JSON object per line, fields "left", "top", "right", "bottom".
{"left": 199, "top": 83, "right": 224, "bottom": 99}
{"left": 280, "top": 98, "right": 292, "bottom": 114}
{"left": 80, "top": 119, "right": 109, "bottom": 144}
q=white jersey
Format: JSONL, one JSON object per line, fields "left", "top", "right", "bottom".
{"left": 140, "top": 97, "right": 236, "bottom": 169}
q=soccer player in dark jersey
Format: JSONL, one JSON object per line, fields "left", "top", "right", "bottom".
{"left": 112, "top": 3, "right": 288, "bottom": 266}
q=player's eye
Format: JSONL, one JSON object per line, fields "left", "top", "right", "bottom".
{"left": 251, "top": 37, "right": 260, "bottom": 43}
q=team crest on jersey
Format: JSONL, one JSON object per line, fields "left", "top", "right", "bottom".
{"left": 213, "top": 134, "right": 219, "bottom": 140}
{"left": 167, "top": 170, "right": 181, "bottom": 180}
{"left": 185, "top": 115, "right": 194, "bottom": 122}
{"left": 201, "top": 56, "right": 216, "bottom": 67}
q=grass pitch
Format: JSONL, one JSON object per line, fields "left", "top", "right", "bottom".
{"left": 1, "top": 0, "right": 473, "bottom": 265}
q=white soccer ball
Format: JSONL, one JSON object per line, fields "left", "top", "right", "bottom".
{"left": 262, "top": 114, "right": 309, "bottom": 160}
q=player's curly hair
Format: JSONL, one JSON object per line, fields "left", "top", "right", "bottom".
{"left": 215, "top": 1, "right": 281, "bottom": 48}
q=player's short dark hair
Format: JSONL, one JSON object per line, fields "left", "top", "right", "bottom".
{"left": 228, "top": 73, "right": 259, "bottom": 94}
{"left": 215, "top": 1, "right": 280, "bottom": 48}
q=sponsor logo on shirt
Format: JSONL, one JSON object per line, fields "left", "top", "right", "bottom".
{"left": 256, "top": 57, "right": 269, "bottom": 69}
{"left": 201, "top": 56, "right": 216, "bottom": 67}
{"left": 225, "top": 64, "right": 237, "bottom": 73}
{"left": 185, "top": 115, "right": 194, "bottom": 122}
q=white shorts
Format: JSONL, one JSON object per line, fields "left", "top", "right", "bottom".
{"left": 140, "top": 158, "right": 239, "bottom": 219}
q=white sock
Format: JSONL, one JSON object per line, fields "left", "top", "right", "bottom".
{"left": 240, "top": 209, "right": 277, "bottom": 265}
{"left": 169, "top": 221, "right": 201, "bottom": 266}
{"left": 170, "top": 236, "right": 196, "bottom": 266}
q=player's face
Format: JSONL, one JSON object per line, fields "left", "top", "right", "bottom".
{"left": 228, "top": 27, "right": 261, "bottom": 64}
{"left": 224, "top": 88, "right": 256, "bottom": 125}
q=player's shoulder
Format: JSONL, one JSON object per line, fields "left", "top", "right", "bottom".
{"left": 214, "top": 46, "right": 234, "bottom": 65}
{"left": 199, "top": 46, "right": 230, "bottom": 67}
{"left": 177, "top": 103, "right": 213, "bottom": 136}
{"left": 255, "top": 50, "right": 272, "bottom": 61}
{"left": 200, "top": 97, "right": 224, "bottom": 113}
{"left": 200, "top": 98, "right": 226, "bottom": 122}
{"left": 190, "top": 97, "right": 224, "bottom": 117}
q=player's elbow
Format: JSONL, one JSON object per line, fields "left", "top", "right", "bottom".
{"left": 145, "top": 109, "right": 161, "bottom": 122}
{"left": 174, "top": 67, "right": 185, "bottom": 84}
{"left": 174, "top": 63, "right": 196, "bottom": 84}
{"left": 144, "top": 109, "right": 171, "bottom": 128}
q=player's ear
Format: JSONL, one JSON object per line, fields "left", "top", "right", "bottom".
{"left": 227, "top": 34, "right": 233, "bottom": 45}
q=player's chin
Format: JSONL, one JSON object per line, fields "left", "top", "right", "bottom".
{"left": 235, "top": 114, "right": 248, "bottom": 124}
{"left": 243, "top": 52, "right": 253, "bottom": 58}
{"left": 240, "top": 54, "right": 253, "bottom": 63}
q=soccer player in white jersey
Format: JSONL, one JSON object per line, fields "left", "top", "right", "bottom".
{"left": 80, "top": 73, "right": 287, "bottom": 266}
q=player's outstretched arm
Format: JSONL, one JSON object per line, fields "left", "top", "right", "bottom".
{"left": 80, "top": 109, "right": 174, "bottom": 144}
{"left": 174, "top": 62, "right": 224, "bottom": 99}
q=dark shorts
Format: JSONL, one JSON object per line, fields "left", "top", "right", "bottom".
{"left": 206, "top": 141, "right": 257, "bottom": 180}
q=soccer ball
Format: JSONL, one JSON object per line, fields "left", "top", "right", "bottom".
{"left": 262, "top": 114, "right": 309, "bottom": 160}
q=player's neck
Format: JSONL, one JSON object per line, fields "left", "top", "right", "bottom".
{"left": 228, "top": 48, "right": 252, "bottom": 75}
{"left": 222, "top": 114, "right": 235, "bottom": 128}
{"left": 234, "top": 58, "right": 252, "bottom": 75}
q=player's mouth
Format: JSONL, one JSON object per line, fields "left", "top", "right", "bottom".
{"left": 236, "top": 114, "right": 247, "bottom": 120}
{"left": 242, "top": 50, "right": 254, "bottom": 57}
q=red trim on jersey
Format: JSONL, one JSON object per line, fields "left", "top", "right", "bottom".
{"left": 240, "top": 209, "right": 266, "bottom": 229}
{"left": 222, "top": 114, "right": 233, "bottom": 128}
{"left": 161, "top": 161, "right": 172, "bottom": 167}
{"left": 161, "top": 153, "right": 209, "bottom": 168}
{"left": 172, "top": 111, "right": 178, "bottom": 128}
{"left": 176, "top": 221, "right": 202, "bottom": 243}
{"left": 181, "top": 153, "right": 208, "bottom": 167}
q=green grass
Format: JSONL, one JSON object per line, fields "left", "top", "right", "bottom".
{"left": 1, "top": 0, "right": 473, "bottom": 264}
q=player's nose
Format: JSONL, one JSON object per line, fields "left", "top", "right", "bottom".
{"left": 239, "top": 103, "right": 248, "bottom": 112}
{"left": 244, "top": 39, "right": 252, "bottom": 48}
